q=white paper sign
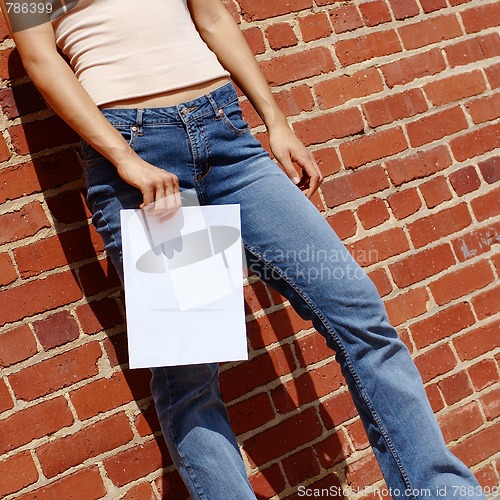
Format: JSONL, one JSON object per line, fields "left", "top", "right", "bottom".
{"left": 120, "top": 198, "right": 248, "bottom": 369}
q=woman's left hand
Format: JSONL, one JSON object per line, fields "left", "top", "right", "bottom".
{"left": 268, "top": 122, "right": 323, "bottom": 199}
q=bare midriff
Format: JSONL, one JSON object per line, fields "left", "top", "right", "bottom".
{"left": 98, "top": 76, "right": 231, "bottom": 109}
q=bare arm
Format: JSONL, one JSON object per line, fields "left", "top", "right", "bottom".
{"left": 188, "top": 0, "right": 323, "bottom": 197}
{"left": 0, "top": 4, "right": 180, "bottom": 213}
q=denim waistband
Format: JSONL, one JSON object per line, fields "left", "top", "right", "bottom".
{"left": 99, "top": 81, "right": 239, "bottom": 126}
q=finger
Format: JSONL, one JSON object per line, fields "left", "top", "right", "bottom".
{"left": 277, "top": 152, "right": 300, "bottom": 185}
{"left": 140, "top": 185, "right": 155, "bottom": 210}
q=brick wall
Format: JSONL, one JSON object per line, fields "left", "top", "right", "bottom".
{"left": 0, "top": 0, "right": 499, "bottom": 498}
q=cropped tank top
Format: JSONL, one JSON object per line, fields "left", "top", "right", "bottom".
{"left": 51, "top": 0, "right": 230, "bottom": 106}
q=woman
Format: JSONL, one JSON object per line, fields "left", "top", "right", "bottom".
{"left": 3, "top": 1, "right": 486, "bottom": 498}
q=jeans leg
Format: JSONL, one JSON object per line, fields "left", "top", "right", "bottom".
{"left": 150, "top": 364, "right": 256, "bottom": 499}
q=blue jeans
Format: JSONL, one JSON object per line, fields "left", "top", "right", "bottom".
{"left": 81, "top": 82, "right": 485, "bottom": 499}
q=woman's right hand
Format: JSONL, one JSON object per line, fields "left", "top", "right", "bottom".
{"left": 115, "top": 153, "right": 182, "bottom": 215}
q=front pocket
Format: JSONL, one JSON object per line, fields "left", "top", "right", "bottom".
{"left": 219, "top": 101, "right": 250, "bottom": 136}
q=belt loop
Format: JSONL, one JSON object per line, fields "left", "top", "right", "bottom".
{"left": 206, "top": 92, "right": 222, "bottom": 120}
{"left": 135, "top": 108, "right": 144, "bottom": 135}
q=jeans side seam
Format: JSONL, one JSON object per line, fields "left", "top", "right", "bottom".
{"left": 242, "top": 240, "right": 416, "bottom": 497}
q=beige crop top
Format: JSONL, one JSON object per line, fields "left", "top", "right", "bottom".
{"left": 51, "top": 0, "right": 230, "bottom": 106}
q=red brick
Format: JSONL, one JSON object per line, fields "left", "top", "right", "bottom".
{"left": 485, "top": 62, "right": 500, "bottom": 89}
{"left": 103, "top": 331, "right": 129, "bottom": 367}
{"left": 0, "top": 82, "right": 46, "bottom": 119}
{"left": 289, "top": 473, "right": 343, "bottom": 500}
{"left": 70, "top": 371, "right": 150, "bottom": 421}
{"left": 408, "top": 203, "right": 472, "bottom": 248}
{"left": 0, "top": 271, "right": 83, "bottom": 327}
{"left": 0, "top": 47, "right": 26, "bottom": 81}
{"left": 320, "top": 390, "right": 358, "bottom": 429}
{"left": 313, "top": 147, "right": 341, "bottom": 177}
{"left": 0, "top": 201, "right": 50, "bottom": 246}
{"left": 451, "top": 222, "right": 500, "bottom": 262}
{"left": 294, "top": 332, "right": 334, "bottom": 367}
{"left": 470, "top": 186, "right": 500, "bottom": 222}
{"left": 154, "top": 469, "right": 188, "bottom": 500}
{"left": 33, "top": 311, "right": 80, "bottom": 350}
{"left": 260, "top": 47, "right": 335, "bottom": 86}
{"left": 282, "top": 447, "right": 321, "bottom": 486}
{"left": 120, "top": 482, "right": 156, "bottom": 500}
{"left": 389, "top": 243, "right": 456, "bottom": 288}
{"left": 387, "top": 187, "right": 422, "bottom": 219}
{"left": 451, "top": 421, "right": 500, "bottom": 467}
{"left": 425, "top": 383, "right": 445, "bottom": 412}
{"left": 347, "top": 419, "right": 370, "bottom": 451}
{"left": 330, "top": 4, "right": 363, "bottom": 33}
{"left": 0, "top": 378, "right": 13, "bottom": 413}
{"left": 460, "top": 2, "right": 500, "bottom": 34}
{"left": 398, "top": 15, "right": 462, "bottom": 50}
{"left": 227, "top": 392, "right": 275, "bottom": 435}
{"left": 0, "top": 252, "right": 17, "bottom": 286}
{"left": 471, "top": 285, "right": 500, "bottom": 320}
{"left": 474, "top": 463, "right": 498, "bottom": 491}
{"left": 239, "top": 0, "right": 312, "bottom": 21}
{"left": 453, "top": 320, "right": 499, "bottom": 361}
{"left": 294, "top": 107, "right": 364, "bottom": 146}
{"left": 14, "top": 228, "right": 104, "bottom": 278}
{"left": 272, "top": 362, "right": 344, "bottom": 413}
{"left": 335, "top": 29, "right": 402, "bottom": 66}
{"left": 249, "top": 463, "right": 286, "bottom": 499}
{"left": 411, "top": 301, "right": 475, "bottom": 348}
{"left": 466, "top": 93, "right": 500, "bottom": 123}
{"left": 385, "top": 287, "right": 429, "bottom": 326}
{"left": 75, "top": 297, "right": 125, "bottom": 335}
{"left": 0, "top": 134, "right": 10, "bottom": 162}
{"left": 8, "top": 116, "right": 79, "bottom": 156}
{"left": 445, "top": 34, "right": 500, "bottom": 68}
{"left": 420, "top": 0, "right": 447, "bottom": 13}
{"left": 478, "top": 387, "right": 500, "bottom": 421}
{"left": 438, "top": 372, "right": 474, "bottom": 405}
{"left": 406, "top": 106, "right": 468, "bottom": 148}
{"left": 449, "top": 165, "right": 481, "bottom": 196}
{"left": 314, "top": 429, "right": 351, "bottom": 469}
{"left": 414, "top": 344, "right": 457, "bottom": 383}
{"left": 386, "top": 146, "right": 452, "bottom": 186}
{"left": 244, "top": 280, "right": 271, "bottom": 315}
{"left": 0, "top": 150, "right": 82, "bottom": 204}
{"left": 77, "top": 257, "right": 121, "bottom": 297}
{"left": 265, "top": 23, "right": 297, "bottom": 50}
{"left": 450, "top": 122, "right": 500, "bottom": 162}
{"left": 359, "top": 0, "right": 392, "bottom": 27}
{"left": 134, "top": 399, "right": 161, "bottom": 437}
{"left": 0, "top": 452, "right": 38, "bottom": 497}
{"left": 244, "top": 407, "right": 323, "bottom": 467}
{"left": 0, "top": 397, "right": 73, "bottom": 454}
{"left": 0, "top": 325, "right": 37, "bottom": 368}
{"left": 348, "top": 227, "right": 410, "bottom": 266}
{"left": 381, "top": 49, "right": 446, "bottom": 88}
{"left": 362, "top": 88, "right": 428, "bottom": 128}
{"left": 468, "top": 359, "right": 499, "bottom": 391}
{"left": 357, "top": 198, "right": 390, "bottom": 229}
{"left": 37, "top": 412, "right": 134, "bottom": 478}
{"left": 275, "top": 85, "right": 315, "bottom": 117}
{"left": 0, "top": 15, "right": 11, "bottom": 42}
{"left": 340, "top": 127, "right": 407, "bottom": 169}
{"left": 327, "top": 209, "right": 357, "bottom": 239}
{"left": 220, "top": 344, "right": 296, "bottom": 402}
{"left": 478, "top": 156, "right": 500, "bottom": 184}
{"left": 298, "top": 12, "right": 332, "bottom": 42}
{"left": 247, "top": 306, "right": 310, "bottom": 350}
{"left": 368, "top": 267, "right": 393, "bottom": 297}
{"left": 104, "top": 438, "right": 173, "bottom": 487}
{"left": 315, "top": 67, "right": 384, "bottom": 109}
{"left": 21, "top": 466, "right": 106, "bottom": 500}
{"left": 388, "top": 0, "right": 419, "bottom": 19}
{"left": 424, "top": 70, "right": 487, "bottom": 106}
{"left": 438, "top": 402, "right": 483, "bottom": 443}
{"left": 46, "top": 189, "right": 92, "bottom": 224}
{"left": 345, "top": 452, "right": 383, "bottom": 490}
{"left": 419, "top": 175, "right": 453, "bottom": 208}
{"left": 429, "top": 260, "right": 494, "bottom": 306}
{"left": 9, "top": 342, "right": 102, "bottom": 401}
{"left": 243, "top": 27, "right": 265, "bottom": 55}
